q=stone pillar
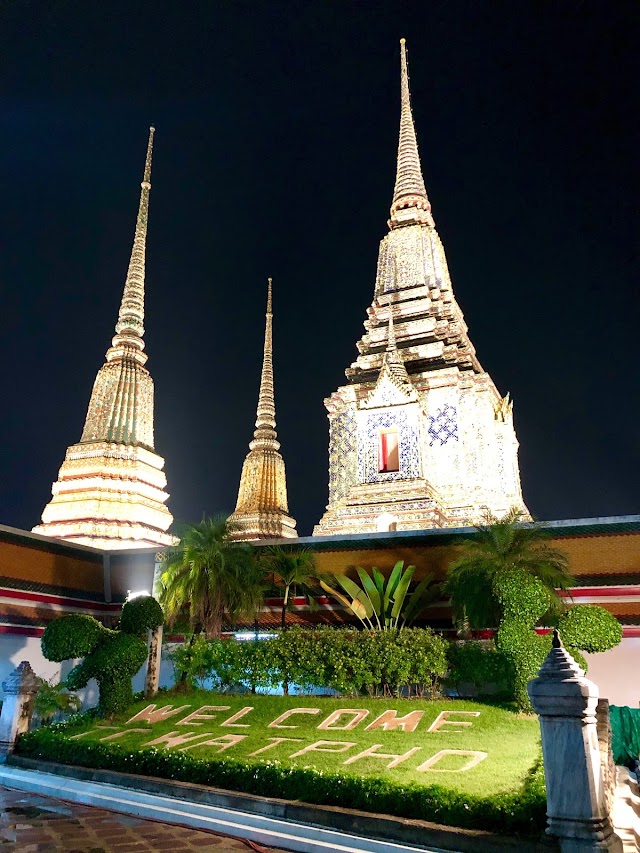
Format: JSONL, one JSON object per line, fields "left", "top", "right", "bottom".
{"left": 144, "top": 624, "right": 163, "bottom": 698}
{"left": 527, "top": 631, "right": 623, "bottom": 852}
{"left": 0, "top": 662, "right": 40, "bottom": 760}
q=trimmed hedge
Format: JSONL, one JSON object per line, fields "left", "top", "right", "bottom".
{"left": 171, "top": 627, "right": 448, "bottom": 697}
{"left": 15, "top": 725, "right": 546, "bottom": 836}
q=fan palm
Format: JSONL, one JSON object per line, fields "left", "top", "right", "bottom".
{"left": 261, "top": 545, "right": 324, "bottom": 630}
{"left": 444, "top": 508, "right": 574, "bottom": 631}
{"left": 158, "top": 516, "right": 264, "bottom": 639}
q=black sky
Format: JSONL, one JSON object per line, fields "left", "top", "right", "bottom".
{"left": 0, "top": 1, "right": 637, "bottom": 536}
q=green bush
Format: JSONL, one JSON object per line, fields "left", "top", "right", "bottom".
{"left": 41, "top": 595, "right": 163, "bottom": 717}
{"left": 446, "top": 641, "right": 515, "bottom": 698}
{"left": 169, "top": 627, "right": 447, "bottom": 698}
{"left": 119, "top": 596, "right": 164, "bottom": 636}
{"left": 15, "top": 726, "right": 546, "bottom": 836}
{"left": 557, "top": 604, "right": 622, "bottom": 654}
{"left": 41, "top": 614, "right": 109, "bottom": 661}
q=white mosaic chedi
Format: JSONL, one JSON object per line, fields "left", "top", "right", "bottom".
{"left": 314, "top": 41, "right": 527, "bottom": 536}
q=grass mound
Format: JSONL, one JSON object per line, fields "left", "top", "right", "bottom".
{"left": 16, "top": 693, "right": 545, "bottom": 836}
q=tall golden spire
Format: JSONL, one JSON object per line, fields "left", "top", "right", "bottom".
{"left": 389, "top": 39, "right": 434, "bottom": 229}
{"left": 33, "top": 128, "right": 174, "bottom": 549}
{"left": 228, "top": 279, "right": 297, "bottom": 541}
{"left": 253, "top": 277, "right": 276, "bottom": 440}
{"left": 108, "top": 126, "right": 154, "bottom": 365}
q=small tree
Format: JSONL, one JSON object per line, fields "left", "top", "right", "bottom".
{"left": 262, "top": 545, "right": 325, "bottom": 630}
{"left": 41, "top": 596, "right": 163, "bottom": 717}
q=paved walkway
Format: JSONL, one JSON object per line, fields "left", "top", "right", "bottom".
{"left": 0, "top": 786, "right": 286, "bottom": 852}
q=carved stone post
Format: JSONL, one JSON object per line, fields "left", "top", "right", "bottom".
{"left": 144, "top": 624, "right": 163, "bottom": 698}
{"left": 528, "top": 632, "right": 623, "bottom": 852}
{"left": 0, "top": 662, "right": 40, "bottom": 760}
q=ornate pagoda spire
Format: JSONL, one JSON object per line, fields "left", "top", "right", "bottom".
{"left": 228, "top": 279, "right": 297, "bottom": 541}
{"left": 33, "top": 128, "right": 174, "bottom": 549}
{"left": 389, "top": 39, "right": 434, "bottom": 229}
{"left": 254, "top": 278, "right": 277, "bottom": 441}
{"left": 314, "top": 40, "right": 528, "bottom": 537}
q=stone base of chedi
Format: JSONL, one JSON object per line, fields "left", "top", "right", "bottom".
{"left": 33, "top": 441, "right": 174, "bottom": 549}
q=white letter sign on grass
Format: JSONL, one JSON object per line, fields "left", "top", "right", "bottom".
{"left": 268, "top": 708, "right": 320, "bottom": 728}
{"left": 416, "top": 750, "right": 488, "bottom": 772}
{"left": 127, "top": 704, "right": 191, "bottom": 725}
{"left": 144, "top": 731, "right": 212, "bottom": 750}
{"left": 318, "top": 709, "right": 370, "bottom": 730}
{"left": 180, "top": 735, "right": 246, "bottom": 753}
{"left": 343, "top": 744, "right": 422, "bottom": 769}
{"left": 427, "top": 711, "right": 480, "bottom": 733}
{"left": 365, "top": 710, "right": 424, "bottom": 732}
{"left": 176, "top": 706, "right": 231, "bottom": 726}
{"left": 290, "top": 740, "right": 357, "bottom": 758}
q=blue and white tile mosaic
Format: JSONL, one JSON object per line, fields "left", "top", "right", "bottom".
{"left": 427, "top": 404, "right": 458, "bottom": 447}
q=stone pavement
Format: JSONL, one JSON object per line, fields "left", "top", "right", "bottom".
{"left": 0, "top": 786, "right": 287, "bottom": 852}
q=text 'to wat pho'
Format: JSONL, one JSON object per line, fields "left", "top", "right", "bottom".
{"left": 34, "top": 41, "right": 526, "bottom": 547}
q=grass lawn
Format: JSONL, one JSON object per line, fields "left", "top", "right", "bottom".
{"left": 42, "top": 693, "right": 540, "bottom": 798}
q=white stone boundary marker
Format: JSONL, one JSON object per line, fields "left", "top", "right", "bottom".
{"left": 528, "top": 630, "right": 623, "bottom": 852}
{"left": 0, "top": 661, "right": 40, "bottom": 761}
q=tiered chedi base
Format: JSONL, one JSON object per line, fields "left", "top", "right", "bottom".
{"left": 228, "top": 444, "right": 297, "bottom": 541}
{"left": 33, "top": 440, "right": 174, "bottom": 549}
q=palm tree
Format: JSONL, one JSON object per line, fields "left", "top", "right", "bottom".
{"left": 158, "top": 516, "right": 264, "bottom": 639}
{"left": 444, "top": 508, "right": 574, "bottom": 631}
{"left": 261, "top": 545, "right": 324, "bottom": 630}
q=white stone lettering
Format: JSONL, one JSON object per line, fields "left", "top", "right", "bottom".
{"left": 289, "top": 740, "right": 356, "bottom": 758}
{"left": 317, "top": 709, "right": 370, "bottom": 731}
{"left": 179, "top": 735, "right": 246, "bottom": 753}
{"left": 221, "top": 707, "right": 254, "bottom": 727}
{"left": 343, "top": 744, "right": 422, "bottom": 768}
{"left": 268, "top": 708, "right": 321, "bottom": 729}
{"left": 249, "top": 737, "right": 303, "bottom": 756}
{"left": 144, "top": 730, "right": 211, "bottom": 750}
{"left": 416, "top": 750, "right": 488, "bottom": 772}
{"left": 365, "top": 710, "right": 424, "bottom": 733}
{"left": 176, "top": 706, "right": 231, "bottom": 726}
{"left": 100, "top": 728, "right": 148, "bottom": 742}
{"left": 127, "top": 704, "right": 191, "bottom": 725}
{"left": 427, "top": 710, "right": 480, "bottom": 733}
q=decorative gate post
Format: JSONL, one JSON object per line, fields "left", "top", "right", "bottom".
{"left": 528, "top": 631, "right": 623, "bottom": 852}
{"left": 144, "top": 623, "right": 163, "bottom": 698}
{"left": 0, "top": 662, "right": 40, "bottom": 760}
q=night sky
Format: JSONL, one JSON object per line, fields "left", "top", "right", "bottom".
{"left": 1, "top": 1, "right": 637, "bottom": 537}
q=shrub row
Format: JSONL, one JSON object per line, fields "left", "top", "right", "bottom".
{"left": 15, "top": 726, "right": 546, "bottom": 837}
{"left": 171, "top": 627, "right": 448, "bottom": 697}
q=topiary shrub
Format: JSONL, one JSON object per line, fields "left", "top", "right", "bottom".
{"left": 119, "top": 595, "right": 164, "bottom": 635}
{"left": 557, "top": 604, "right": 623, "bottom": 654}
{"left": 41, "top": 596, "right": 163, "bottom": 717}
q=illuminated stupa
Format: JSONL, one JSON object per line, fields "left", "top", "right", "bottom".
{"left": 314, "top": 41, "right": 528, "bottom": 536}
{"left": 33, "top": 128, "right": 175, "bottom": 549}
{"left": 228, "top": 279, "right": 297, "bottom": 541}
